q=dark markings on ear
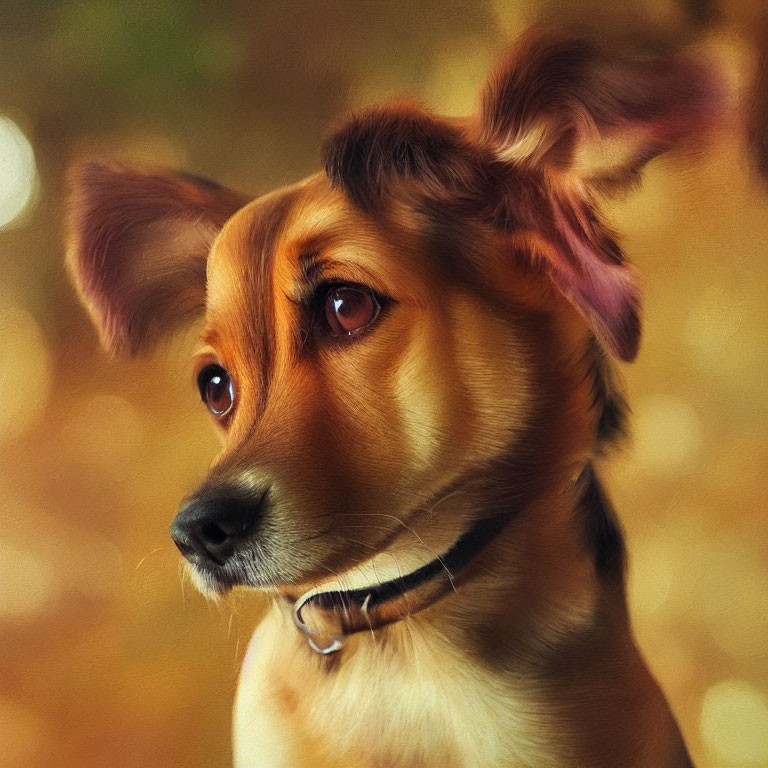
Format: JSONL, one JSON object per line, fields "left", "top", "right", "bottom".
{"left": 581, "top": 336, "right": 629, "bottom": 447}
{"left": 480, "top": 35, "right": 598, "bottom": 167}
{"left": 323, "top": 32, "right": 720, "bottom": 362}
{"left": 323, "top": 103, "right": 486, "bottom": 212}
{"left": 480, "top": 29, "right": 719, "bottom": 171}
{"left": 557, "top": 196, "right": 624, "bottom": 266}
{"left": 492, "top": 171, "right": 642, "bottom": 361}
{"left": 575, "top": 461, "right": 625, "bottom": 580}
{"left": 549, "top": 190, "right": 641, "bottom": 362}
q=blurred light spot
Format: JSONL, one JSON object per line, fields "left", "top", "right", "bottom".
{"left": 0, "top": 543, "right": 57, "bottom": 618}
{"left": 632, "top": 513, "right": 768, "bottom": 662}
{"left": 628, "top": 533, "right": 674, "bottom": 615}
{"left": 0, "top": 305, "right": 52, "bottom": 443}
{"left": 629, "top": 508, "right": 707, "bottom": 609}
{"left": 424, "top": 37, "right": 495, "bottom": 116}
{"left": 100, "top": 131, "right": 186, "bottom": 168}
{"left": 58, "top": 394, "right": 145, "bottom": 476}
{"left": 641, "top": 634, "right": 698, "bottom": 700}
{"left": 489, "top": 0, "right": 535, "bottom": 38}
{"left": 694, "top": 540, "right": 768, "bottom": 661}
{"left": 631, "top": 394, "right": 702, "bottom": 476}
{"left": 0, "top": 498, "right": 123, "bottom": 601}
{"left": 701, "top": 679, "right": 768, "bottom": 765}
{"left": 0, "top": 115, "right": 37, "bottom": 229}
{"left": 685, "top": 284, "right": 768, "bottom": 388}
{"left": 0, "top": 696, "right": 44, "bottom": 766}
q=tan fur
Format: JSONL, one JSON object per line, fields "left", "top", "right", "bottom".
{"left": 64, "top": 31, "right": 719, "bottom": 767}
{"left": 70, "top": 170, "right": 692, "bottom": 768}
{"left": 187, "top": 175, "right": 683, "bottom": 767}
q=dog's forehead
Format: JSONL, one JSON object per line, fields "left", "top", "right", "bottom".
{"left": 204, "top": 174, "right": 427, "bottom": 322}
{"left": 204, "top": 176, "right": 325, "bottom": 316}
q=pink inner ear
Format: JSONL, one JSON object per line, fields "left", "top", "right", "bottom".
{"left": 67, "top": 162, "right": 249, "bottom": 356}
{"left": 546, "top": 194, "right": 641, "bottom": 362}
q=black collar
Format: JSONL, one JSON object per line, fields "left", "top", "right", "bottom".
{"left": 292, "top": 511, "right": 512, "bottom": 654}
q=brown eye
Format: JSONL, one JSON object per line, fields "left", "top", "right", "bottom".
{"left": 324, "top": 286, "right": 380, "bottom": 337}
{"left": 197, "top": 364, "right": 234, "bottom": 417}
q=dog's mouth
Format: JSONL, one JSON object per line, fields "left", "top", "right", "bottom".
{"left": 175, "top": 480, "right": 517, "bottom": 654}
{"left": 290, "top": 511, "right": 511, "bottom": 654}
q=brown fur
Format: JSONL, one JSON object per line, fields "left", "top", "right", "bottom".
{"left": 65, "top": 30, "right": 718, "bottom": 767}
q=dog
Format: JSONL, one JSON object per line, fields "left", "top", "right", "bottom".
{"left": 66, "top": 29, "right": 721, "bottom": 768}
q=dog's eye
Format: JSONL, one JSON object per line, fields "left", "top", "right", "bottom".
{"left": 197, "top": 364, "right": 235, "bottom": 417}
{"left": 323, "top": 285, "right": 381, "bottom": 337}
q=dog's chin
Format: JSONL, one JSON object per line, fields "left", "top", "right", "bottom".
{"left": 186, "top": 565, "right": 234, "bottom": 597}
{"left": 184, "top": 561, "right": 279, "bottom": 598}
{"left": 184, "top": 530, "right": 468, "bottom": 601}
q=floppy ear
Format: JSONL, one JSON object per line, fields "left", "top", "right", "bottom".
{"left": 325, "top": 32, "right": 720, "bottom": 361}
{"left": 66, "top": 162, "right": 249, "bottom": 356}
{"left": 476, "top": 31, "right": 721, "bottom": 360}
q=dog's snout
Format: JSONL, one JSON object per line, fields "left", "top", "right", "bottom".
{"left": 170, "top": 493, "right": 261, "bottom": 566}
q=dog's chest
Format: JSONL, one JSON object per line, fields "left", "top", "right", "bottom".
{"left": 233, "top": 609, "right": 554, "bottom": 768}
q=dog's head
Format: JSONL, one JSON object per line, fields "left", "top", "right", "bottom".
{"left": 67, "top": 32, "right": 718, "bottom": 605}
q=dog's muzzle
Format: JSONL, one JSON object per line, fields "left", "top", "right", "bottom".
{"left": 170, "top": 486, "right": 515, "bottom": 655}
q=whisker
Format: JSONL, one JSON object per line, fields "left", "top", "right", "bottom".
{"left": 418, "top": 486, "right": 464, "bottom": 516}
{"left": 349, "top": 513, "right": 456, "bottom": 586}
{"left": 134, "top": 546, "right": 169, "bottom": 572}
{"left": 178, "top": 560, "right": 188, "bottom": 611}
{"left": 335, "top": 536, "right": 379, "bottom": 553}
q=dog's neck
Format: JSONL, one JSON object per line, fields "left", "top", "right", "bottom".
{"left": 434, "top": 468, "right": 689, "bottom": 766}
{"left": 270, "top": 463, "right": 691, "bottom": 768}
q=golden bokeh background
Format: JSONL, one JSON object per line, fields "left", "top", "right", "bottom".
{"left": 1, "top": 1, "right": 767, "bottom": 766}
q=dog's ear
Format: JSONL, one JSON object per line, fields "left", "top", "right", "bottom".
{"left": 323, "top": 102, "right": 487, "bottom": 212}
{"left": 476, "top": 31, "right": 720, "bottom": 361}
{"left": 66, "top": 162, "right": 249, "bottom": 356}
{"left": 325, "top": 33, "right": 719, "bottom": 361}
{"left": 478, "top": 31, "right": 718, "bottom": 183}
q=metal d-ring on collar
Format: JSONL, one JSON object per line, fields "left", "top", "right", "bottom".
{"left": 291, "top": 511, "right": 512, "bottom": 655}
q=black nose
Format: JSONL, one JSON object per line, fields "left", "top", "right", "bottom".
{"left": 170, "top": 491, "right": 262, "bottom": 566}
